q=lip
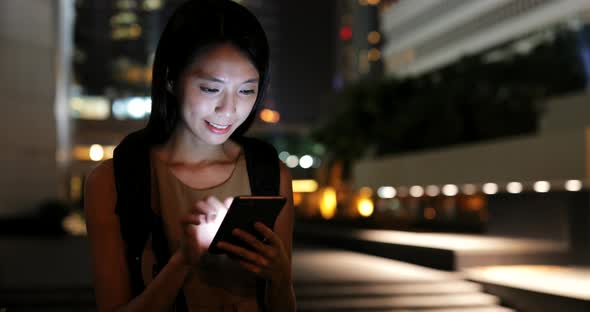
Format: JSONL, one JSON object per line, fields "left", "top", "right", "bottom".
{"left": 205, "top": 120, "right": 232, "bottom": 135}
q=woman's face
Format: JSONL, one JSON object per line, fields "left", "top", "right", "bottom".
{"left": 176, "top": 43, "right": 259, "bottom": 146}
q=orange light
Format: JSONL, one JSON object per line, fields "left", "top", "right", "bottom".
{"left": 424, "top": 207, "right": 436, "bottom": 220}
{"left": 259, "top": 108, "right": 280, "bottom": 123}
{"left": 292, "top": 179, "right": 318, "bottom": 193}
{"left": 368, "top": 31, "right": 381, "bottom": 44}
{"left": 357, "top": 198, "right": 374, "bottom": 217}
{"left": 320, "top": 187, "right": 337, "bottom": 219}
{"left": 368, "top": 48, "right": 381, "bottom": 62}
{"left": 293, "top": 192, "right": 303, "bottom": 206}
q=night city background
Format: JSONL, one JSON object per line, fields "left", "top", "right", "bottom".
{"left": 1, "top": 0, "right": 590, "bottom": 311}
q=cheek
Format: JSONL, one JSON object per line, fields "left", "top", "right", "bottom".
{"left": 182, "top": 94, "right": 212, "bottom": 116}
{"left": 236, "top": 98, "right": 256, "bottom": 119}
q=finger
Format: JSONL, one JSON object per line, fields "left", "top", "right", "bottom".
{"left": 193, "top": 196, "right": 224, "bottom": 214}
{"left": 205, "top": 196, "right": 226, "bottom": 211}
{"left": 216, "top": 242, "right": 269, "bottom": 267}
{"left": 237, "top": 259, "right": 267, "bottom": 276}
{"left": 254, "top": 222, "right": 282, "bottom": 246}
{"left": 223, "top": 197, "right": 234, "bottom": 209}
{"left": 232, "top": 228, "right": 272, "bottom": 257}
{"left": 179, "top": 213, "right": 203, "bottom": 225}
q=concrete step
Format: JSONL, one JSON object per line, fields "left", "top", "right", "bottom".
{"left": 296, "top": 280, "right": 484, "bottom": 298}
{"left": 297, "top": 292, "right": 504, "bottom": 311}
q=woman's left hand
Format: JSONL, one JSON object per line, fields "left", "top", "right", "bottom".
{"left": 216, "top": 222, "right": 291, "bottom": 284}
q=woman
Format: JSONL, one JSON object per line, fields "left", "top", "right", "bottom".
{"left": 84, "top": 0, "right": 296, "bottom": 311}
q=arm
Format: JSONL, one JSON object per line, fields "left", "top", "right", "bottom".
{"left": 266, "top": 161, "right": 296, "bottom": 311}
{"left": 85, "top": 159, "right": 192, "bottom": 312}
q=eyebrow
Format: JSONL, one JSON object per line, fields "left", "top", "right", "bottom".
{"left": 200, "top": 75, "right": 259, "bottom": 84}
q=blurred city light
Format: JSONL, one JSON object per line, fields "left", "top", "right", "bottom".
{"left": 311, "top": 156, "right": 322, "bottom": 168}
{"left": 424, "top": 207, "right": 436, "bottom": 220}
{"left": 425, "top": 185, "right": 440, "bottom": 197}
{"left": 285, "top": 155, "right": 299, "bottom": 168}
{"left": 507, "top": 182, "right": 523, "bottom": 194}
{"left": 368, "top": 48, "right": 381, "bottom": 62}
{"left": 292, "top": 179, "right": 318, "bottom": 193}
{"left": 339, "top": 26, "right": 353, "bottom": 41}
{"left": 377, "top": 186, "right": 396, "bottom": 199}
{"left": 462, "top": 184, "right": 477, "bottom": 195}
{"left": 368, "top": 31, "right": 381, "bottom": 44}
{"left": 112, "top": 97, "right": 151, "bottom": 119}
{"left": 89, "top": 144, "right": 104, "bottom": 161}
{"left": 320, "top": 187, "right": 337, "bottom": 220}
{"left": 357, "top": 198, "right": 374, "bottom": 217}
{"left": 442, "top": 184, "right": 459, "bottom": 196}
{"left": 142, "top": 0, "right": 163, "bottom": 11}
{"left": 69, "top": 96, "right": 110, "bottom": 120}
{"left": 565, "top": 179, "right": 583, "bottom": 192}
{"left": 359, "top": 186, "right": 373, "bottom": 197}
{"left": 409, "top": 185, "right": 424, "bottom": 197}
{"left": 397, "top": 186, "right": 409, "bottom": 197}
{"left": 278, "top": 151, "right": 289, "bottom": 162}
{"left": 483, "top": 183, "right": 499, "bottom": 195}
{"left": 299, "top": 155, "right": 313, "bottom": 169}
{"left": 116, "top": 0, "right": 137, "bottom": 9}
{"left": 259, "top": 108, "right": 280, "bottom": 123}
{"left": 533, "top": 181, "right": 551, "bottom": 193}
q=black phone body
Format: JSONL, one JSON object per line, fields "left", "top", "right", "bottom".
{"left": 208, "top": 195, "right": 286, "bottom": 254}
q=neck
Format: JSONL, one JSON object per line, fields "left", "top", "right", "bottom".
{"left": 160, "top": 129, "right": 232, "bottom": 164}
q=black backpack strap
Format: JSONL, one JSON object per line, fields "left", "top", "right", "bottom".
{"left": 237, "top": 136, "right": 280, "bottom": 312}
{"left": 238, "top": 136, "right": 280, "bottom": 196}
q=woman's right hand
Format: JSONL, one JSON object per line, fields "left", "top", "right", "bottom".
{"left": 178, "top": 196, "right": 232, "bottom": 266}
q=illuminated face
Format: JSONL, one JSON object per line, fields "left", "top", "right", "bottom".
{"left": 176, "top": 43, "right": 259, "bottom": 145}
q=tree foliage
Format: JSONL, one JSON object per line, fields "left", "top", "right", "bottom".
{"left": 313, "top": 26, "right": 588, "bottom": 161}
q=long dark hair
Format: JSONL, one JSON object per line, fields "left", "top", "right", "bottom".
{"left": 146, "top": 0, "right": 270, "bottom": 144}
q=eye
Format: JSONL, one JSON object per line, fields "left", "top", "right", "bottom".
{"left": 200, "top": 86, "right": 219, "bottom": 93}
{"left": 240, "top": 89, "right": 256, "bottom": 95}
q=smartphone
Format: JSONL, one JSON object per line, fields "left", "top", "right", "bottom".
{"left": 208, "top": 195, "right": 286, "bottom": 254}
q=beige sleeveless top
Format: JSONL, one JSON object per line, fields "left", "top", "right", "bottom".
{"left": 141, "top": 152, "right": 260, "bottom": 311}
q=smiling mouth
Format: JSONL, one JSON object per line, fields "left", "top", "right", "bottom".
{"left": 206, "top": 121, "right": 231, "bottom": 130}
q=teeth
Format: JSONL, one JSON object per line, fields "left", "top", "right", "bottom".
{"left": 208, "top": 121, "right": 229, "bottom": 129}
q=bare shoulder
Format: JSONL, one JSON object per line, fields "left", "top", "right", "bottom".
{"left": 86, "top": 159, "right": 114, "bottom": 185}
{"left": 278, "top": 160, "right": 293, "bottom": 187}
{"left": 84, "top": 159, "right": 117, "bottom": 218}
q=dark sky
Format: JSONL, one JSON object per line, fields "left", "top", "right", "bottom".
{"left": 270, "top": 0, "right": 338, "bottom": 127}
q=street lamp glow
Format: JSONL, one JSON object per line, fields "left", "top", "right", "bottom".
{"left": 425, "top": 185, "right": 439, "bottom": 197}
{"left": 299, "top": 155, "right": 313, "bottom": 169}
{"left": 89, "top": 144, "right": 104, "bottom": 161}
{"left": 442, "top": 184, "right": 459, "bottom": 196}
{"left": 462, "top": 184, "right": 477, "bottom": 195}
{"left": 565, "top": 180, "right": 582, "bottom": 192}
{"left": 483, "top": 183, "right": 498, "bottom": 195}
{"left": 507, "top": 182, "right": 523, "bottom": 194}
{"left": 409, "top": 185, "right": 424, "bottom": 198}
{"left": 127, "top": 97, "right": 147, "bottom": 119}
{"left": 320, "top": 187, "right": 337, "bottom": 220}
{"left": 285, "top": 155, "right": 299, "bottom": 168}
{"left": 357, "top": 198, "right": 374, "bottom": 217}
{"left": 377, "top": 186, "right": 396, "bottom": 199}
{"left": 533, "top": 181, "right": 551, "bottom": 193}
{"left": 278, "top": 151, "right": 289, "bottom": 162}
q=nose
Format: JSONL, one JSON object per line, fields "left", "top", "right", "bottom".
{"left": 215, "top": 93, "right": 236, "bottom": 116}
